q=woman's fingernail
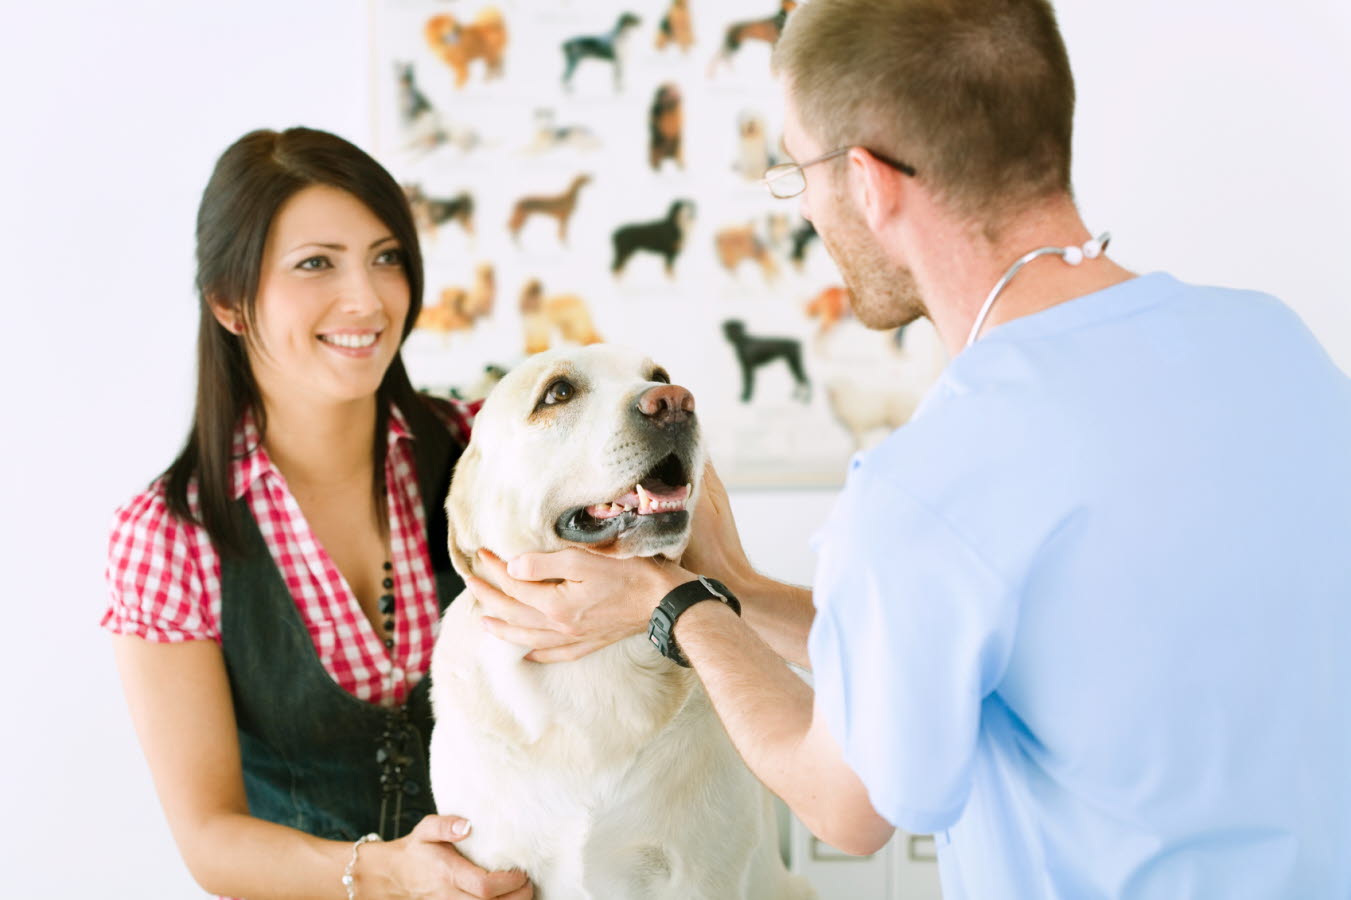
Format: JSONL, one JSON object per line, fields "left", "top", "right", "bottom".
{"left": 453, "top": 818, "right": 471, "bottom": 836}
{"left": 506, "top": 559, "right": 523, "bottom": 578}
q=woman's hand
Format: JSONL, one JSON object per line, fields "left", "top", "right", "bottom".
{"left": 366, "top": 814, "right": 533, "bottom": 899}
{"left": 466, "top": 549, "right": 691, "bottom": 663}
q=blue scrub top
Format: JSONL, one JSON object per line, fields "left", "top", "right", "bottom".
{"left": 809, "top": 273, "right": 1351, "bottom": 898}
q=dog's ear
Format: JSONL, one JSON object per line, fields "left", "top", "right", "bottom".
{"left": 445, "top": 443, "right": 483, "bottom": 581}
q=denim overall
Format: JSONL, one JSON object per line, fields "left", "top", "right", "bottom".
{"left": 219, "top": 400, "right": 464, "bottom": 841}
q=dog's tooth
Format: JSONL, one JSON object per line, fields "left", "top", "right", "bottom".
{"left": 636, "top": 484, "right": 650, "bottom": 510}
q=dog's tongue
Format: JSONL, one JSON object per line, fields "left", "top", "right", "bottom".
{"left": 586, "top": 481, "right": 691, "bottom": 519}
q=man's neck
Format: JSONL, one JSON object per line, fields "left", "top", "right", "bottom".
{"left": 904, "top": 195, "right": 1134, "bottom": 356}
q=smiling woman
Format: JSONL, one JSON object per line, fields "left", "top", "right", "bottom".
{"left": 101, "top": 127, "right": 533, "bottom": 900}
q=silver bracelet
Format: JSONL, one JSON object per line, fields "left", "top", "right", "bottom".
{"left": 341, "top": 833, "right": 383, "bottom": 900}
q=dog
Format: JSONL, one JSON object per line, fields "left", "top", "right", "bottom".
{"left": 789, "top": 219, "right": 818, "bottom": 271}
{"left": 415, "top": 264, "right": 494, "bottom": 337}
{"left": 404, "top": 185, "right": 475, "bottom": 241}
{"left": 708, "top": 0, "right": 796, "bottom": 76}
{"left": 825, "top": 375, "right": 925, "bottom": 451}
{"left": 715, "top": 220, "right": 780, "bottom": 282}
{"left": 612, "top": 200, "right": 695, "bottom": 278}
{"left": 804, "top": 285, "right": 850, "bottom": 337}
{"left": 396, "top": 65, "right": 481, "bottom": 154}
{"left": 562, "top": 12, "right": 642, "bottom": 92}
{"left": 425, "top": 8, "right": 508, "bottom": 89}
{"left": 648, "top": 83, "right": 683, "bottom": 171}
{"left": 507, "top": 174, "right": 592, "bottom": 245}
{"left": 654, "top": 0, "right": 694, "bottom": 54}
{"left": 519, "top": 278, "right": 604, "bottom": 354}
{"left": 732, "top": 112, "right": 777, "bottom": 181}
{"left": 523, "top": 108, "right": 602, "bottom": 155}
{"left": 722, "top": 320, "right": 811, "bottom": 403}
{"left": 430, "top": 345, "right": 816, "bottom": 899}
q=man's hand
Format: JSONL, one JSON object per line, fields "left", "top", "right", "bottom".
{"left": 466, "top": 549, "right": 691, "bottom": 663}
{"left": 679, "top": 463, "right": 758, "bottom": 594}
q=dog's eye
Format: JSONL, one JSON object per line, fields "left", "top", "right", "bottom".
{"left": 650, "top": 368, "right": 671, "bottom": 384}
{"left": 541, "top": 379, "right": 575, "bottom": 406}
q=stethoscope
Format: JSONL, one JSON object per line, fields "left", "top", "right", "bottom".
{"left": 964, "top": 231, "right": 1112, "bottom": 348}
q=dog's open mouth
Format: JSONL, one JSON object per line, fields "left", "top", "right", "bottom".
{"left": 556, "top": 453, "right": 692, "bottom": 543}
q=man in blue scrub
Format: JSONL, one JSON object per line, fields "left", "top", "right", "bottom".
{"left": 472, "top": 0, "right": 1351, "bottom": 896}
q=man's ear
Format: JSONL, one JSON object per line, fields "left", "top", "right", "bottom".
{"left": 848, "top": 147, "right": 906, "bottom": 235}
{"left": 445, "top": 443, "right": 482, "bottom": 581}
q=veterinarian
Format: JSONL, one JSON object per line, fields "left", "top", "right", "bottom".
{"left": 466, "top": 0, "right": 1351, "bottom": 896}
{"left": 103, "top": 128, "right": 532, "bottom": 900}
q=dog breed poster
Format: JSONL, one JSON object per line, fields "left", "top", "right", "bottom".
{"left": 371, "top": 0, "right": 945, "bottom": 486}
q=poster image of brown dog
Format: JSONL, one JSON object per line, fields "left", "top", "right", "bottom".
{"left": 404, "top": 185, "right": 475, "bottom": 242}
{"left": 655, "top": 0, "right": 694, "bottom": 53}
{"left": 519, "top": 279, "right": 604, "bottom": 355}
{"left": 722, "top": 320, "right": 811, "bottom": 403}
{"left": 649, "top": 83, "right": 683, "bottom": 171}
{"left": 507, "top": 174, "right": 592, "bottom": 245}
{"left": 715, "top": 220, "right": 780, "bottom": 282}
{"left": 425, "top": 8, "right": 508, "bottom": 89}
{"left": 416, "top": 264, "right": 495, "bottom": 339}
{"left": 561, "top": 12, "right": 642, "bottom": 92}
{"left": 612, "top": 200, "right": 695, "bottom": 278}
{"left": 707, "top": 0, "right": 797, "bottom": 77}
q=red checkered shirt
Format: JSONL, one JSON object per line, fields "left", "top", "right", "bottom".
{"left": 103, "top": 399, "right": 475, "bottom": 708}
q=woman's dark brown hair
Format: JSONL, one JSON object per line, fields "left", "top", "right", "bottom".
{"left": 162, "top": 127, "right": 426, "bottom": 556}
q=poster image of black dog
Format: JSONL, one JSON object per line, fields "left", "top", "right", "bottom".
{"left": 562, "top": 12, "right": 642, "bottom": 92}
{"left": 722, "top": 320, "right": 811, "bottom": 404}
{"left": 611, "top": 199, "right": 695, "bottom": 278}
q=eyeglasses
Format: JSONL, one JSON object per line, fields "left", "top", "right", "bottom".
{"left": 762, "top": 146, "right": 918, "bottom": 199}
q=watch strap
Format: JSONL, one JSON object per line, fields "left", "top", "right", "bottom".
{"left": 647, "top": 576, "right": 741, "bottom": 667}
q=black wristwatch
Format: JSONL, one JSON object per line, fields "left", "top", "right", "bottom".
{"left": 647, "top": 576, "right": 741, "bottom": 667}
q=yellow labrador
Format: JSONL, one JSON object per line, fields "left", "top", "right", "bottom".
{"left": 429, "top": 345, "right": 814, "bottom": 899}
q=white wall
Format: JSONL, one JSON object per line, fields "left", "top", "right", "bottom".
{"left": 3, "top": 1, "right": 1347, "bottom": 895}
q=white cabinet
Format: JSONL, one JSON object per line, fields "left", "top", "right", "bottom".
{"left": 787, "top": 814, "right": 943, "bottom": 900}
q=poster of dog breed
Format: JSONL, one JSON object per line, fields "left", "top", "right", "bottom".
{"left": 612, "top": 200, "right": 695, "bottom": 278}
{"left": 561, "top": 12, "right": 642, "bottom": 93}
{"left": 507, "top": 174, "right": 592, "bottom": 246}
{"left": 429, "top": 345, "right": 816, "bottom": 899}
{"left": 373, "top": 0, "right": 948, "bottom": 493}
{"left": 424, "top": 8, "right": 508, "bottom": 88}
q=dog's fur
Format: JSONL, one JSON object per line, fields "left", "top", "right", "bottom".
{"left": 416, "top": 264, "right": 495, "bottom": 336}
{"left": 804, "top": 285, "right": 850, "bottom": 336}
{"left": 507, "top": 175, "right": 592, "bottom": 245}
{"left": 708, "top": 0, "right": 796, "bottom": 76}
{"left": 520, "top": 279, "right": 604, "bottom": 354}
{"left": 732, "top": 112, "right": 776, "bottom": 181}
{"left": 722, "top": 320, "right": 811, "bottom": 403}
{"left": 430, "top": 346, "right": 814, "bottom": 899}
{"left": 825, "top": 374, "right": 924, "bottom": 451}
{"left": 426, "top": 8, "right": 509, "bottom": 89}
{"left": 562, "top": 12, "right": 642, "bottom": 92}
{"left": 612, "top": 200, "right": 695, "bottom": 278}
{"left": 789, "top": 219, "right": 818, "bottom": 271}
{"left": 405, "top": 185, "right": 475, "bottom": 241}
{"left": 715, "top": 221, "right": 779, "bottom": 282}
{"left": 654, "top": 0, "right": 694, "bottom": 53}
{"left": 648, "top": 83, "right": 683, "bottom": 171}
{"left": 524, "top": 108, "right": 602, "bottom": 155}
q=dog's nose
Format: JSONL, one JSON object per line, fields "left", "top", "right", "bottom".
{"left": 637, "top": 384, "right": 695, "bottom": 426}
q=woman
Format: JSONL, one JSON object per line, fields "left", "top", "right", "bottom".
{"left": 103, "top": 127, "right": 531, "bottom": 900}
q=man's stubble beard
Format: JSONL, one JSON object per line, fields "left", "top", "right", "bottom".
{"left": 819, "top": 196, "right": 928, "bottom": 331}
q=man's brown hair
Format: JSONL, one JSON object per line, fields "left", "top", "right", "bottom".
{"left": 773, "top": 0, "right": 1075, "bottom": 226}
